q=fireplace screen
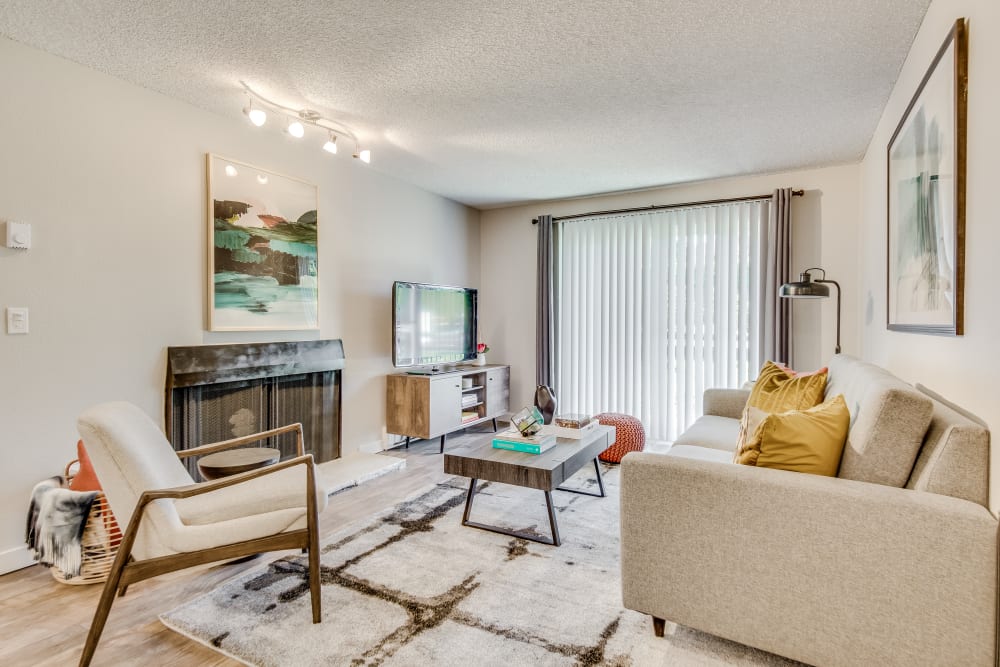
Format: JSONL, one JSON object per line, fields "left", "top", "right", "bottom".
{"left": 166, "top": 340, "right": 344, "bottom": 479}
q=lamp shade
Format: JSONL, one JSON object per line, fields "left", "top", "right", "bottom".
{"left": 779, "top": 272, "right": 830, "bottom": 299}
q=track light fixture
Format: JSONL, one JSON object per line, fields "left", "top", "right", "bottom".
{"left": 240, "top": 81, "right": 370, "bottom": 164}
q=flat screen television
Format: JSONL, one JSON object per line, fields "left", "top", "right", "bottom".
{"left": 392, "top": 281, "right": 477, "bottom": 369}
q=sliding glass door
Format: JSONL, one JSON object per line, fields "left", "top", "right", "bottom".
{"left": 554, "top": 201, "right": 767, "bottom": 443}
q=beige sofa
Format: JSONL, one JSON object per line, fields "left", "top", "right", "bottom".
{"left": 620, "top": 354, "right": 996, "bottom": 666}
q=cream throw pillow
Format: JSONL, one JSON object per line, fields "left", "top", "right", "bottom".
{"left": 735, "top": 394, "right": 850, "bottom": 476}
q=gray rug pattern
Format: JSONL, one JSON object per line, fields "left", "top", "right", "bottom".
{"left": 161, "top": 466, "right": 798, "bottom": 666}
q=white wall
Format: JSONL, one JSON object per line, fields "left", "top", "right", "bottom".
{"left": 0, "top": 38, "right": 479, "bottom": 571}
{"left": 858, "top": 0, "right": 1000, "bottom": 510}
{"left": 480, "top": 164, "right": 860, "bottom": 412}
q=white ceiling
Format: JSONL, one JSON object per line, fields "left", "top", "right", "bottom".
{"left": 1, "top": 1, "right": 930, "bottom": 209}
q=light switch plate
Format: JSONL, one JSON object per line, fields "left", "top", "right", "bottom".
{"left": 6, "top": 221, "right": 31, "bottom": 249}
{"left": 6, "top": 307, "right": 28, "bottom": 334}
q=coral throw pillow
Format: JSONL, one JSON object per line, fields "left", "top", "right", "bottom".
{"left": 735, "top": 394, "right": 850, "bottom": 476}
{"left": 68, "top": 440, "right": 102, "bottom": 491}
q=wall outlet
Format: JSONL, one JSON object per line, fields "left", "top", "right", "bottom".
{"left": 5, "top": 221, "right": 31, "bottom": 249}
{"left": 6, "top": 307, "right": 28, "bottom": 334}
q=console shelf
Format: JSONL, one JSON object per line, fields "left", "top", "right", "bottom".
{"left": 386, "top": 364, "right": 510, "bottom": 453}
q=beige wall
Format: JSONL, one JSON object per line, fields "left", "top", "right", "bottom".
{"left": 480, "top": 164, "right": 860, "bottom": 412}
{"left": 858, "top": 0, "right": 1000, "bottom": 510}
{"left": 0, "top": 38, "right": 480, "bottom": 571}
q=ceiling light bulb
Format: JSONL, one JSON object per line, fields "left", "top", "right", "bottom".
{"left": 322, "top": 133, "right": 338, "bottom": 154}
{"left": 224, "top": 164, "right": 238, "bottom": 177}
{"left": 257, "top": 174, "right": 268, "bottom": 184}
{"left": 359, "top": 149, "right": 371, "bottom": 164}
{"left": 245, "top": 107, "right": 267, "bottom": 126}
{"left": 287, "top": 120, "right": 305, "bottom": 138}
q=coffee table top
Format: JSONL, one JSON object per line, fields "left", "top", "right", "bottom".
{"left": 443, "top": 425, "right": 614, "bottom": 490}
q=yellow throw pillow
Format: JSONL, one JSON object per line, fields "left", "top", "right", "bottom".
{"left": 735, "top": 361, "right": 829, "bottom": 455}
{"left": 735, "top": 394, "right": 850, "bottom": 476}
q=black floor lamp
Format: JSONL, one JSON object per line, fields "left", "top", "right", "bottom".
{"left": 778, "top": 267, "right": 841, "bottom": 355}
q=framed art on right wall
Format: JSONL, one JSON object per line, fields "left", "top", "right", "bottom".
{"left": 887, "top": 18, "right": 967, "bottom": 335}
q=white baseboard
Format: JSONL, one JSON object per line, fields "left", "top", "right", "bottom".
{"left": 0, "top": 545, "right": 36, "bottom": 575}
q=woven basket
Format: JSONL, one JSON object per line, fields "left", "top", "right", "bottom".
{"left": 51, "top": 460, "right": 122, "bottom": 585}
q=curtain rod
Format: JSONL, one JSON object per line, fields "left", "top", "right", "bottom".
{"left": 531, "top": 189, "right": 804, "bottom": 224}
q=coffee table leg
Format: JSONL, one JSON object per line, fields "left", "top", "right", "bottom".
{"left": 461, "top": 479, "right": 561, "bottom": 546}
{"left": 555, "top": 458, "right": 607, "bottom": 498}
{"left": 462, "top": 477, "right": 478, "bottom": 524}
{"left": 544, "top": 491, "right": 561, "bottom": 546}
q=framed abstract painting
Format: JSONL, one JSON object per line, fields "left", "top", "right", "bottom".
{"left": 887, "top": 19, "right": 967, "bottom": 335}
{"left": 207, "top": 154, "right": 319, "bottom": 331}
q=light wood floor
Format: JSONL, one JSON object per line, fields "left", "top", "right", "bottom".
{"left": 0, "top": 432, "right": 489, "bottom": 667}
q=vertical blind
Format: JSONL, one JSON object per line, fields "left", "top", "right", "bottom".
{"left": 554, "top": 201, "right": 768, "bottom": 442}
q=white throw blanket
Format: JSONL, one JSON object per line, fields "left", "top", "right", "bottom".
{"left": 25, "top": 476, "right": 98, "bottom": 577}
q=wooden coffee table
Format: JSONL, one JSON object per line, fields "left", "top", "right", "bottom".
{"left": 443, "top": 424, "right": 615, "bottom": 546}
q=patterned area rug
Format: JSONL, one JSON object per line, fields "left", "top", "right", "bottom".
{"left": 161, "top": 465, "right": 797, "bottom": 666}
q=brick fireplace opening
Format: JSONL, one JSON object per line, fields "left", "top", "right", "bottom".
{"left": 165, "top": 340, "right": 344, "bottom": 478}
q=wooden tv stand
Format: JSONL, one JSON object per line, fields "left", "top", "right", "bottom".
{"left": 386, "top": 364, "right": 510, "bottom": 453}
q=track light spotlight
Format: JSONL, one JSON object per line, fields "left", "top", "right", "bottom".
{"left": 353, "top": 145, "right": 371, "bottom": 164}
{"left": 286, "top": 119, "right": 305, "bottom": 138}
{"left": 322, "top": 132, "right": 338, "bottom": 154}
{"left": 243, "top": 99, "right": 267, "bottom": 127}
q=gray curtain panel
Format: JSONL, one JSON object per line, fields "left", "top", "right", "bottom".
{"left": 762, "top": 188, "right": 792, "bottom": 365}
{"left": 536, "top": 214, "right": 555, "bottom": 388}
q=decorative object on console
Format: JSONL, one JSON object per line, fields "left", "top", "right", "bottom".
{"left": 534, "top": 384, "right": 557, "bottom": 424}
{"left": 887, "top": 18, "right": 967, "bottom": 336}
{"left": 475, "top": 342, "right": 490, "bottom": 366}
{"left": 779, "top": 267, "right": 842, "bottom": 354}
{"left": 595, "top": 412, "right": 644, "bottom": 463}
{"left": 207, "top": 154, "right": 319, "bottom": 331}
{"left": 240, "top": 81, "right": 371, "bottom": 163}
{"left": 511, "top": 406, "right": 544, "bottom": 437}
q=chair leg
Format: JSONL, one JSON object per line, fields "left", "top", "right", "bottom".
{"left": 116, "top": 584, "right": 128, "bottom": 598}
{"left": 307, "top": 507, "right": 321, "bottom": 624}
{"left": 652, "top": 616, "right": 666, "bottom": 638}
{"left": 79, "top": 548, "right": 130, "bottom": 666}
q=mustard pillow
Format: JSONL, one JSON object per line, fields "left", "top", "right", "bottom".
{"left": 736, "top": 394, "right": 850, "bottom": 476}
{"left": 736, "top": 361, "right": 829, "bottom": 454}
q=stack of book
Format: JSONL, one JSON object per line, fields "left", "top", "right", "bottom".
{"left": 461, "top": 393, "right": 479, "bottom": 408}
{"left": 492, "top": 429, "right": 556, "bottom": 454}
{"left": 461, "top": 410, "right": 479, "bottom": 424}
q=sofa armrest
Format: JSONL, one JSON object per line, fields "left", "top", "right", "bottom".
{"left": 620, "top": 453, "right": 997, "bottom": 666}
{"left": 702, "top": 388, "right": 750, "bottom": 419}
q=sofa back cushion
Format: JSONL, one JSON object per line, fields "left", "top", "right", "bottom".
{"left": 906, "top": 384, "right": 990, "bottom": 507}
{"left": 826, "top": 355, "right": 933, "bottom": 487}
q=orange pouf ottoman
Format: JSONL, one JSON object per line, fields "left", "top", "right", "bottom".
{"left": 595, "top": 413, "right": 646, "bottom": 463}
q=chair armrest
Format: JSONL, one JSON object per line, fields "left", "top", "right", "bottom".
{"left": 702, "top": 388, "right": 750, "bottom": 419}
{"left": 137, "top": 454, "right": 315, "bottom": 511}
{"left": 620, "top": 453, "right": 997, "bottom": 665}
{"left": 176, "top": 422, "right": 304, "bottom": 459}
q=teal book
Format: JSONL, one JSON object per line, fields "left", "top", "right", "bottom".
{"left": 492, "top": 434, "right": 556, "bottom": 455}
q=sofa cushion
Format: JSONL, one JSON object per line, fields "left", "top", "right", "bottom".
{"left": 666, "top": 445, "right": 735, "bottom": 464}
{"left": 906, "top": 384, "right": 990, "bottom": 507}
{"left": 826, "top": 355, "right": 933, "bottom": 487}
{"left": 673, "top": 415, "right": 740, "bottom": 452}
{"left": 735, "top": 395, "right": 850, "bottom": 476}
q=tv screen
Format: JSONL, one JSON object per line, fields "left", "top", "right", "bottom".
{"left": 393, "top": 281, "right": 477, "bottom": 368}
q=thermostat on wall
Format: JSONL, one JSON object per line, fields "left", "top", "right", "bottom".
{"left": 6, "top": 221, "right": 31, "bottom": 249}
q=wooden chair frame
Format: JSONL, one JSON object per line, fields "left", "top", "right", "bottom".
{"left": 79, "top": 423, "right": 321, "bottom": 667}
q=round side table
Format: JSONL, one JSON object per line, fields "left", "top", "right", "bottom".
{"left": 198, "top": 447, "right": 281, "bottom": 481}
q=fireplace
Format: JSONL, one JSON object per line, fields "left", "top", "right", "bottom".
{"left": 165, "top": 340, "right": 344, "bottom": 477}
